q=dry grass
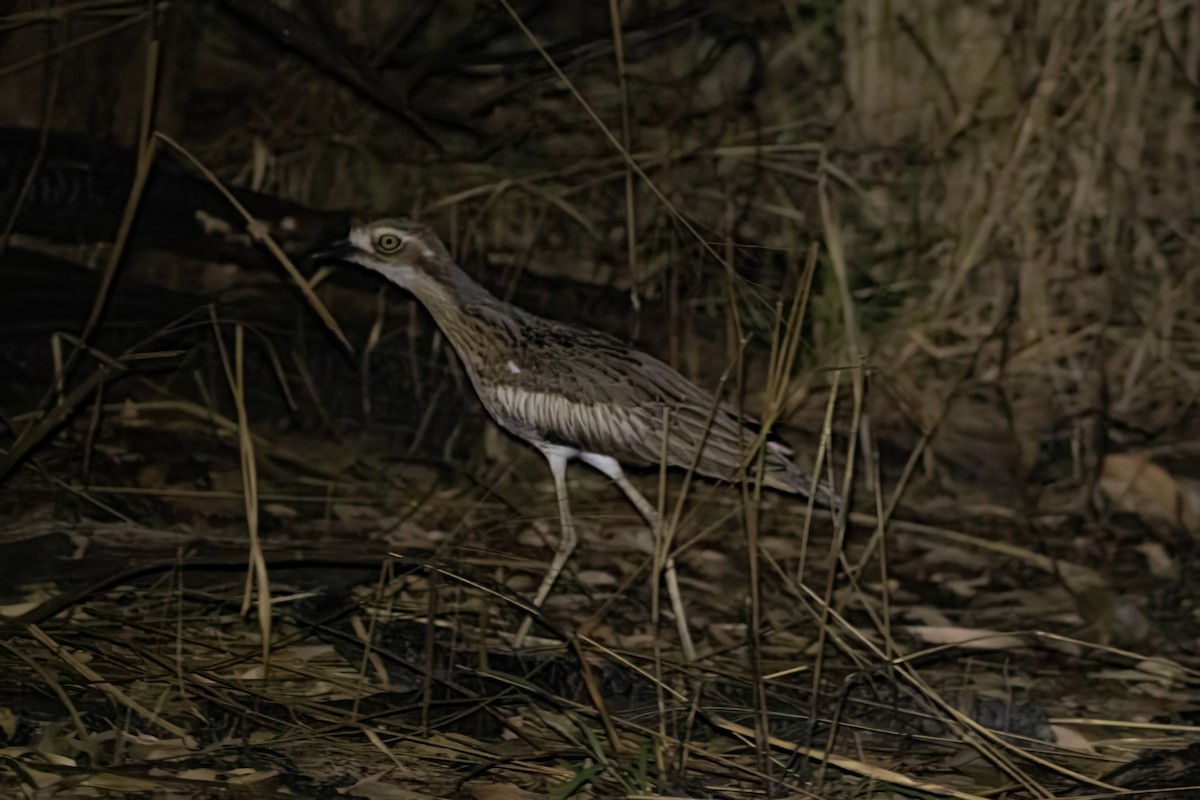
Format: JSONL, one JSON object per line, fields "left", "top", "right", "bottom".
{"left": 2, "top": 0, "right": 1200, "bottom": 797}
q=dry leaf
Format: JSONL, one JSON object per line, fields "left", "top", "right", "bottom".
{"left": 0, "top": 708, "right": 16, "bottom": 739}
{"left": 1050, "top": 725, "right": 1095, "bottom": 753}
{"left": 81, "top": 773, "right": 163, "bottom": 792}
{"left": 1099, "top": 453, "right": 1180, "bottom": 526}
{"left": 333, "top": 503, "right": 383, "bottom": 521}
{"left": 0, "top": 747, "right": 76, "bottom": 767}
{"left": 467, "top": 781, "right": 540, "bottom": 800}
{"left": 1135, "top": 659, "right": 1188, "bottom": 683}
{"left": 940, "top": 575, "right": 991, "bottom": 598}
{"left": 1134, "top": 542, "right": 1177, "bottom": 579}
{"left": 576, "top": 569, "right": 617, "bottom": 588}
{"left": 905, "top": 606, "right": 955, "bottom": 627}
{"left": 264, "top": 503, "right": 299, "bottom": 519}
{"left": 342, "top": 771, "right": 428, "bottom": 799}
{"left": 228, "top": 768, "right": 280, "bottom": 784}
{"left": 908, "top": 625, "right": 1024, "bottom": 650}
{"left": 175, "top": 768, "right": 221, "bottom": 781}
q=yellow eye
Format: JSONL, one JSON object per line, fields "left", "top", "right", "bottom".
{"left": 376, "top": 233, "right": 403, "bottom": 253}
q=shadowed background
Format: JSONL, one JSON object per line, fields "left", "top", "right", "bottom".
{"left": 2, "top": 1, "right": 1199, "bottom": 797}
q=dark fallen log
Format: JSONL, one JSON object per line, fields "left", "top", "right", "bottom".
{"left": 0, "top": 127, "right": 350, "bottom": 266}
{"left": 0, "top": 247, "right": 210, "bottom": 335}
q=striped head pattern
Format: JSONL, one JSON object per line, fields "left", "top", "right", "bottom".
{"left": 317, "top": 217, "right": 452, "bottom": 291}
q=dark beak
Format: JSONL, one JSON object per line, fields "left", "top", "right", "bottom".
{"left": 306, "top": 238, "right": 357, "bottom": 265}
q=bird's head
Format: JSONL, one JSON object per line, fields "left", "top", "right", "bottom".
{"left": 310, "top": 217, "right": 451, "bottom": 290}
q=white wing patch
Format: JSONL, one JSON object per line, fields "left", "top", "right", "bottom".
{"left": 485, "top": 385, "right": 652, "bottom": 453}
{"left": 506, "top": 360, "right": 521, "bottom": 374}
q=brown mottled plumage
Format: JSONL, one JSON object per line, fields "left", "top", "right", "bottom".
{"left": 313, "top": 217, "right": 835, "bottom": 652}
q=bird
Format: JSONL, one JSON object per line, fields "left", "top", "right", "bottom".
{"left": 312, "top": 217, "right": 836, "bottom": 655}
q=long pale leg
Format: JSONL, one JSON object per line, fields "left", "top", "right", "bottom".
{"left": 580, "top": 454, "right": 697, "bottom": 663}
{"left": 513, "top": 449, "right": 577, "bottom": 648}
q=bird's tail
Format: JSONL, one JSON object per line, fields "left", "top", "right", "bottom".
{"left": 761, "top": 446, "right": 839, "bottom": 508}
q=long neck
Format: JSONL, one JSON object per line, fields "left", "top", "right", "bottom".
{"left": 404, "top": 254, "right": 518, "bottom": 372}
